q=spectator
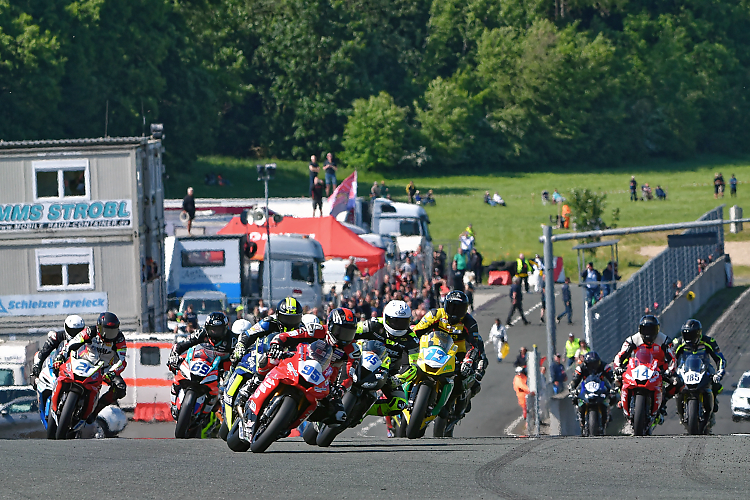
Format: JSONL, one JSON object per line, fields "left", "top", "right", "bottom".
{"left": 450, "top": 261, "right": 464, "bottom": 290}
{"left": 514, "top": 346, "right": 528, "bottom": 368}
{"left": 311, "top": 177, "right": 325, "bottom": 217}
{"left": 629, "top": 176, "right": 637, "bottom": 201}
{"left": 641, "top": 183, "right": 653, "bottom": 200}
{"left": 552, "top": 189, "right": 564, "bottom": 204}
{"left": 257, "top": 299, "right": 268, "bottom": 317}
{"left": 182, "top": 187, "right": 196, "bottom": 235}
{"left": 380, "top": 180, "right": 390, "bottom": 199}
{"left": 551, "top": 354, "right": 567, "bottom": 394}
{"left": 574, "top": 340, "right": 590, "bottom": 364}
{"left": 470, "top": 248, "right": 483, "bottom": 284}
{"left": 308, "top": 155, "right": 320, "bottom": 191}
{"left": 655, "top": 185, "right": 667, "bottom": 200}
{"left": 324, "top": 152, "right": 338, "bottom": 196}
{"left": 464, "top": 281, "right": 475, "bottom": 312}
{"left": 556, "top": 277, "right": 573, "bottom": 325}
{"left": 730, "top": 174, "right": 737, "bottom": 197}
{"left": 423, "top": 189, "right": 436, "bottom": 205}
{"left": 414, "top": 190, "right": 422, "bottom": 204}
{"left": 465, "top": 224, "right": 475, "bottom": 238}
{"left": 370, "top": 181, "right": 380, "bottom": 199}
{"left": 183, "top": 304, "right": 198, "bottom": 330}
{"left": 399, "top": 256, "right": 414, "bottom": 275}
{"left": 484, "top": 191, "right": 492, "bottom": 205}
{"left": 601, "top": 262, "right": 619, "bottom": 298}
{"left": 581, "top": 262, "right": 601, "bottom": 305}
{"left": 565, "top": 333, "right": 579, "bottom": 367}
{"left": 673, "top": 280, "right": 683, "bottom": 299}
{"left": 406, "top": 181, "right": 417, "bottom": 203}
{"left": 460, "top": 231, "right": 475, "bottom": 254}
{"left": 488, "top": 319, "right": 508, "bottom": 362}
{"left": 561, "top": 203, "right": 571, "bottom": 228}
{"left": 513, "top": 366, "right": 534, "bottom": 421}
{"left": 492, "top": 192, "right": 506, "bottom": 206}
{"left": 714, "top": 172, "right": 725, "bottom": 199}
{"left": 506, "top": 276, "right": 530, "bottom": 326}
{"left": 454, "top": 248, "right": 468, "bottom": 273}
{"left": 515, "top": 253, "right": 531, "bottom": 293}
{"left": 345, "top": 256, "right": 359, "bottom": 290}
{"left": 436, "top": 244, "right": 447, "bottom": 277}
{"left": 541, "top": 190, "right": 550, "bottom": 205}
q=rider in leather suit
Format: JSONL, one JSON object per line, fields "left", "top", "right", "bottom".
{"left": 568, "top": 351, "right": 615, "bottom": 433}
{"left": 31, "top": 315, "right": 85, "bottom": 377}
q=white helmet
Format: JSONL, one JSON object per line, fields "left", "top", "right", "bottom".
{"left": 231, "top": 319, "right": 253, "bottom": 335}
{"left": 383, "top": 300, "right": 412, "bottom": 337}
{"left": 301, "top": 313, "right": 321, "bottom": 333}
{"left": 64, "top": 315, "right": 85, "bottom": 339}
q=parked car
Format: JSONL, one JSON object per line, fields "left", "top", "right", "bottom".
{"left": 0, "top": 387, "right": 44, "bottom": 438}
{"left": 730, "top": 370, "right": 750, "bottom": 422}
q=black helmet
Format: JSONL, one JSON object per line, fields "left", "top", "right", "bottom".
{"left": 326, "top": 307, "right": 357, "bottom": 346}
{"left": 583, "top": 351, "right": 602, "bottom": 373}
{"left": 96, "top": 312, "right": 120, "bottom": 341}
{"left": 444, "top": 290, "right": 469, "bottom": 325}
{"left": 681, "top": 319, "right": 702, "bottom": 347}
{"left": 204, "top": 312, "right": 229, "bottom": 343}
{"left": 276, "top": 297, "right": 303, "bottom": 331}
{"left": 638, "top": 315, "right": 660, "bottom": 344}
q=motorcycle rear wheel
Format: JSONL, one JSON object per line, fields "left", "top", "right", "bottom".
{"left": 302, "top": 422, "right": 319, "bottom": 445}
{"left": 250, "top": 396, "right": 297, "bottom": 453}
{"left": 46, "top": 409, "right": 57, "bottom": 440}
{"left": 686, "top": 399, "right": 701, "bottom": 435}
{"left": 396, "top": 415, "right": 407, "bottom": 438}
{"left": 633, "top": 394, "right": 649, "bottom": 436}
{"left": 227, "top": 419, "right": 250, "bottom": 452}
{"left": 175, "top": 389, "right": 197, "bottom": 439}
{"left": 588, "top": 409, "right": 601, "bottom": 436}
{"left": 432, "top": 416, "right": 448, "bottom": 437}
{"left": 55, "top": 392, "right": 79, "bottom": 440}
{"left": 406, "top": 385, "right": 431, "bottom": 439}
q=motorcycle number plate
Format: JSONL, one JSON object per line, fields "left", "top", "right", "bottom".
{"left": 633, "top": 365, "right": 651, "bottom": 380}
{"left": 300, "top": 360, "right": 324, "bottom": 385}
{"left": 72, "top": 359, "right": 97, "bottom": 377}
{"left": 684, "top": 371, "right": 702, "bottom": 384}
{"left": 423, "top": 347, "right": 449, "bottom": 368}
{"left": 585, "top": 381, "right": 601, "bottom": 393}
{"left": 361, "top": 352, "right": 382, "bottom": 371}
{"left": 190, "top": 360, "right": 211, "bottom": 376}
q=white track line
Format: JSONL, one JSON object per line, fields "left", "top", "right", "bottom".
{"left": 504, "top": 415, "right": 525, "bottom": 436}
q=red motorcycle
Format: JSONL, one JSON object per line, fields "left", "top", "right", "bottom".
{"left": 621, "top": 346, "right": 663, "bottom": 436}
{"left": 227, "top": 339, "right": 334, "bottom": 453}
{"left": 49, "top": 344, "right": 107, "bottom": 440}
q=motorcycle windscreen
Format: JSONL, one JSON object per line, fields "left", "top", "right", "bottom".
{"left": 682, "top": 354, "right": 705, "bottom": 373}
{"left": 633, "top": 347, "right": 655, "bottom": 367}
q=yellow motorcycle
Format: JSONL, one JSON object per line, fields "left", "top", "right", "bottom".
{"left": 399, "top": 330, "right": 458, "bottom": 439}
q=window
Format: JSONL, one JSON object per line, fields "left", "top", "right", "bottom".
{"left": 140, "top": 346, "right": 161, "bottom": 366}
{"left": 0, "top": 369, "right": 13, "bottom": 386}
{"left": 33, "top": 159, "right": 90, "bottom": 200}
{"left": 740, "top": 375, "right": 750, "bottom": 389}
{"left": 399, "top": 220, "right": 421, "bottom": 236}
{"left": 182, "top": 250, "right": 225, "bottom": 267}
{"left": 36, "top": 247, "right": 94, "bottom": 291}
{"left": 292, "top": 261, "right": 314, "bottom": 283}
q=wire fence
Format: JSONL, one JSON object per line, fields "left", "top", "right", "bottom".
{"left": 587, "top": 206, "right": 725, "bottom": 362}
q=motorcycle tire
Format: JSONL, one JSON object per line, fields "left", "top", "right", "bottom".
{"left": 302, "top": 422, "right": 319, "bottom": 445}
{"left": 396, "top": 415, "right": 407, "bottom": 438}
{"left": 317, "top": 392, "right": 356, "bottom": 447}
{"left": 633, "top": 394, "right": 649, "bottom": 436}
{"left": 588, "top": 409, "right": 601, "bottom": 436}
{"left": 686, "top": 399, "right": 701, "bottom": 435}
{"left": 55, "top": 392, "right": 79, "bottom": 440}
{"left": 432, "top": 416, "right": 448, "bottom": 437}
{"left": 219, "top": 419, "right": 229, "bottom": 441}
{"left": 46, "top": 410, "right": 57, "bottom": 440}
{"left": 406, "top": 385, "right": 431, "bottom": 439}
{"left": 250, "top": 396, "right": 297, "bottom": 453}
{"left": 227, "top": 419, "right": 251, "bottom": 452}
{"left": 175, "top": 389, "right": 197, "bottom": 439}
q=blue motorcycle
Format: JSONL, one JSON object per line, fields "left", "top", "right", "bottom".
{"left": 575, "top": 374, "right": 611, "bottom": 436}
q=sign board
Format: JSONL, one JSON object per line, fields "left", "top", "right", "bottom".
{"left": 667, "top": 232, "right": 718, "bottom": 248}
{"left": 0, "top": 200, "right": 132, "bottom": 232}
{"left": 0, "top": 292, "right": 108, "bottom": 317}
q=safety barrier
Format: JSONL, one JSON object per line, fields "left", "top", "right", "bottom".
{"left": 587, "top": 206, "right": 725, "bottom": 363}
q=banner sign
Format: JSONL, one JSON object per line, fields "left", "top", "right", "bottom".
{"left": 0, "top": 200, "right": 132, "bottom": 232}
{"left": 0, "top": 292, "right": 108, "bottom": 317}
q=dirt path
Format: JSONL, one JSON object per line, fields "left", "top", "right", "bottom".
{"left": 639, "top": 241, "right": 750, "bottom": 266}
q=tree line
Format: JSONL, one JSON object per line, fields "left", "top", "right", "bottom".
{"left": 2, "top": 0, "right": 749, "bottom": 171}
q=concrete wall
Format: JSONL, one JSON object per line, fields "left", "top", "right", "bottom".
{"left": 658, "top": 255, "right": 727, "bottom": 339}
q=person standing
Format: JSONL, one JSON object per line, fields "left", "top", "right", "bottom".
{"left": 324, "top": 152, "right": 338, "bottom": 196}
{"left": 601, "top": 262, "right": 618, "bottom": 297}
{"left": 380, "top": 180, "right": 390, "bottom": 199}
{"left": 453, "top": 248, "right": 467, "bottom": 276}
{"left": 629, "top": 176, "right": 637, "bottom": 201}
{"left": 550, "top": 354, "right": 567, "bottom": 394}
{"left": 182, "top": 187, "right": 196, "bottom": 235}
{"left": 450, "top": 261, "right": 464, "bottom": 290}
{"left": 565, "top": 333, "right": 579, "bottom": 367}
{"left": 506, "top": 277, "right": 529, "bottom": 326}
{"left": 513, "top": 366, "right": 534, "bottom": 420}
{"left": 370, "top": 181, "right": 380, "bottom": 199}
{"left": 406, "top": 181, "right": 417, "bottom": 203}
{"left": 515, "top": 253, "right": 531, "bottom": 293}
{"left": 730, "top": 174, "right": 737, "bottom": 197}
{"left": 436, "top": 244, "right": 447, "bottom": 277}
{"left": 488, "top": 319, "right": 508, "bottom": 362}
{"left": 471, "top": 248, "right": 484, "bottom": 284}
{"left": 574, "top": 339, "right": 590, "bottom": 364}
{"left": 311, "top": 177, "right": 325, "bottom": 217}
{"left": 556, "top": 277, "right": 573, "bottom": 324}
{"left": 460, "top": 231, "right": 474, "bottom": 254}
{"left": 308, "top": 155, "right": 320, "bottom": 191}
{"left": 581, "top": 262, "right": 601, "bottom": 305}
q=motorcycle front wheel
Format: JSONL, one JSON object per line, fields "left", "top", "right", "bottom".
{"left": 55, "top": 392, "right": 79, "bottom": 440}
{"left": 250, "top": 396, "right": 297, "bottom": 453}
{"left": 433, "top": 416, "right": 448, "bottom": 437}
{"left": 686, "top": 399, "right": 701, "bottom": 435}
{"left": 406, "top": 384, "right": 431, "bottom": 439}
{"left": 302, "top": 422, "right": 319, "bottom": 445}
{"left": 175, "top": 389, "right": 197, "bottom": 439}
{"left": 633, "top": 394, "right": 649, "bottom": 436}
{"left": 46, "top": 409, "right": 57, "bottom": 440}
{"left": 227, "top": 419, "right": 250, "bottom": 452}
{"left": 219, "top": 419, "right": 229, "bottom": 441}
{"left": 588, "top": 409, "right": 601, "bottom": 436}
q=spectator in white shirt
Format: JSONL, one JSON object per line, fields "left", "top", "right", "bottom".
{"left": 488, "top": 319, "right": 508, "bottom": 362}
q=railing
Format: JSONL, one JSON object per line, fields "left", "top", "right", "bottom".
{"left": 587, "top": 206, "right": 725, "bottom": 362}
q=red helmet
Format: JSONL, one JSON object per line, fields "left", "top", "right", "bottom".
{"left": 326, "top": 308, "right": 357, "bottom": 346}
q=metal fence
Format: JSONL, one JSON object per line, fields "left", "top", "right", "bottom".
{"left": 587, "top": 206, "right": 725, "bottom": 362}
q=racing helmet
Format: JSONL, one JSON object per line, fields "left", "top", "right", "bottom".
{"left": 638, "top": 315, "right": 660, "bottom": 344}
{"left": 326, "top": 307, "right": 357, "bottom": 346}
{"left": 276, "top": 297, "right": 303, "bottom": 331}
{"left": 383, "top": 300, "right": 412, "bottom": 337}
{"left": 301, "top": 313, "right": 321, "bottom": 333}
{"left": 205, "top": 312, "right": 229, "bottom": 343}
{"left": 583, "top": 351, "right": 602, "bottom": 373}
{"left": 681, "top": 319, "right": 702, "bottom": 347}
{"left": 96, "top": 312, "right": 120, "bottom": 341}
{"left": 444, "top": 290, "right": 469, "bottom": 325}
{"left": 64, "top": 315, "right": 85, "bottom": 339}
{"left": 231, "top": 318, "right": 253, "bottom": 335}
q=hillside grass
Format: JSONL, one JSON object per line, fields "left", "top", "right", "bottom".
{"left": 166, "top": 155, "right": 750, "bottom": 279}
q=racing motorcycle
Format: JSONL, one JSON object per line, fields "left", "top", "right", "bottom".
{"left": 227, "top": 339, "right": 333, "bottom": 453}
{"left": 172, "top": 343, "right": 227, "bottom": 439}
{"left": 676, "top": 353, "right": 713, "bottom": 435}
{"left": 574, "top": 374, "right": 611, "bottom": 436}
{"left": 303, "top": 340, "right": 391, "bottom": 447}
{"left": 621, "top": 346, "right": 663, "bottom": 436}
{"left": 34, "top": 350, "right": 60, "bottom": 439}
{"left": 399, "top": 331, "right": 458, "bottom": 439}
{"left": 48, "top": 344, "right": 107, "bottom": 440}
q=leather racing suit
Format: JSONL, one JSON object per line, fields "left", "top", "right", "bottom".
{"left": 672, "top": 333, "right": 726, "bottom": 414}
{"left": 569, "top": 362, "right": 615, "bottom": 430}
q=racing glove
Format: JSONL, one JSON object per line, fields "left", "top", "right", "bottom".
{"left": 713, "top": 373, "right": 723, "bottom": 384}
{"left": 167, "top": 353, "right": 180, "bottom": 372}
{"left": 31, "top": 363, "right": 42, "bottom": 378}
{"left": 460, "top": 359, "right": 474, "bottom": 378}
{"left": 567, "top": 383, "right": 576, "bottom": 394}
{"left": 231, "top": 344, "right": 246, "bottom": 364}
{"left": 53, "top": 354, "right": 65, "bottom": 372}
{"left": 267, "top": 342, "right": 283, "bottom": 360}
{"left": 614, "top": 366, "right": 625, "bottom": 376}
{"left": 328, "top": 385, "right": 345, "bottom": 400}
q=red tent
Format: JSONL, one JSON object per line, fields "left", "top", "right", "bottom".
{"left": 218, "top": 216, "right": 385, "bottom": 271}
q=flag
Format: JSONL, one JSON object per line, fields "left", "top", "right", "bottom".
{"left": 328, "top": 170, "right": 357, "bottom": 218}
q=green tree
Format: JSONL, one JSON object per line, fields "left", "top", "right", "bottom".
{"left": 341, "top": 91, "right": 408, "bottom": 170}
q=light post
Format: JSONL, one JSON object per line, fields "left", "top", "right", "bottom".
{"left": 257, "top": 163, "right": 276, "bottom": 304}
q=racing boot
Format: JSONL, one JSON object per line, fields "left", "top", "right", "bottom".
{"left": 713, "top": 397, "right": 719, "bottom": 413}
{"left": 234, "top": 376, "right": 259, "bottom": 410}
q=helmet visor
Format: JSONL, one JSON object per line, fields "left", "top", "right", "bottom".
{"left": 384, "top": 316, "right": 411, "bottom": 334}
{"left": 640, "top": 324, "right": 658, "bottom": 343}
{"left": 279, "top": 313, "right": 303, "bottom": 330}
{"left": 330, "top": 323, "right": 356, "bottom": 345}
{"left": 101, "top": 326, "right": 118, "bottom": 341}
{"left": 682, "top": 329, "right": 700, "bottom": 345}
{"left": 206, "top": 325, "right": 225, "bottom": 341}
{"left": 445, "top": 301, "right": 468, "bottom": 323}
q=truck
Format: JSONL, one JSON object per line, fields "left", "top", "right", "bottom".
{"left": 0, "top": 340, "right": 39, "bottom": 387}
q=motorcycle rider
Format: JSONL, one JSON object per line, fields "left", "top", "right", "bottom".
{"left": 568, "top": 351, "right": 615, "bottom": 433}
{"left": 53, "top": 312, "right": 127, "bottom": 424}
{"left": 31, "top": 315, "right": 85, "bottom": 377}
{"left": 613, "top": 315, "right": 677, "bottom": 424}
{"left": 167, "top": 312, "right": 234, "bottom": 419}
{"left": 672, "top": 319, "right": 726, "bottom": 416}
